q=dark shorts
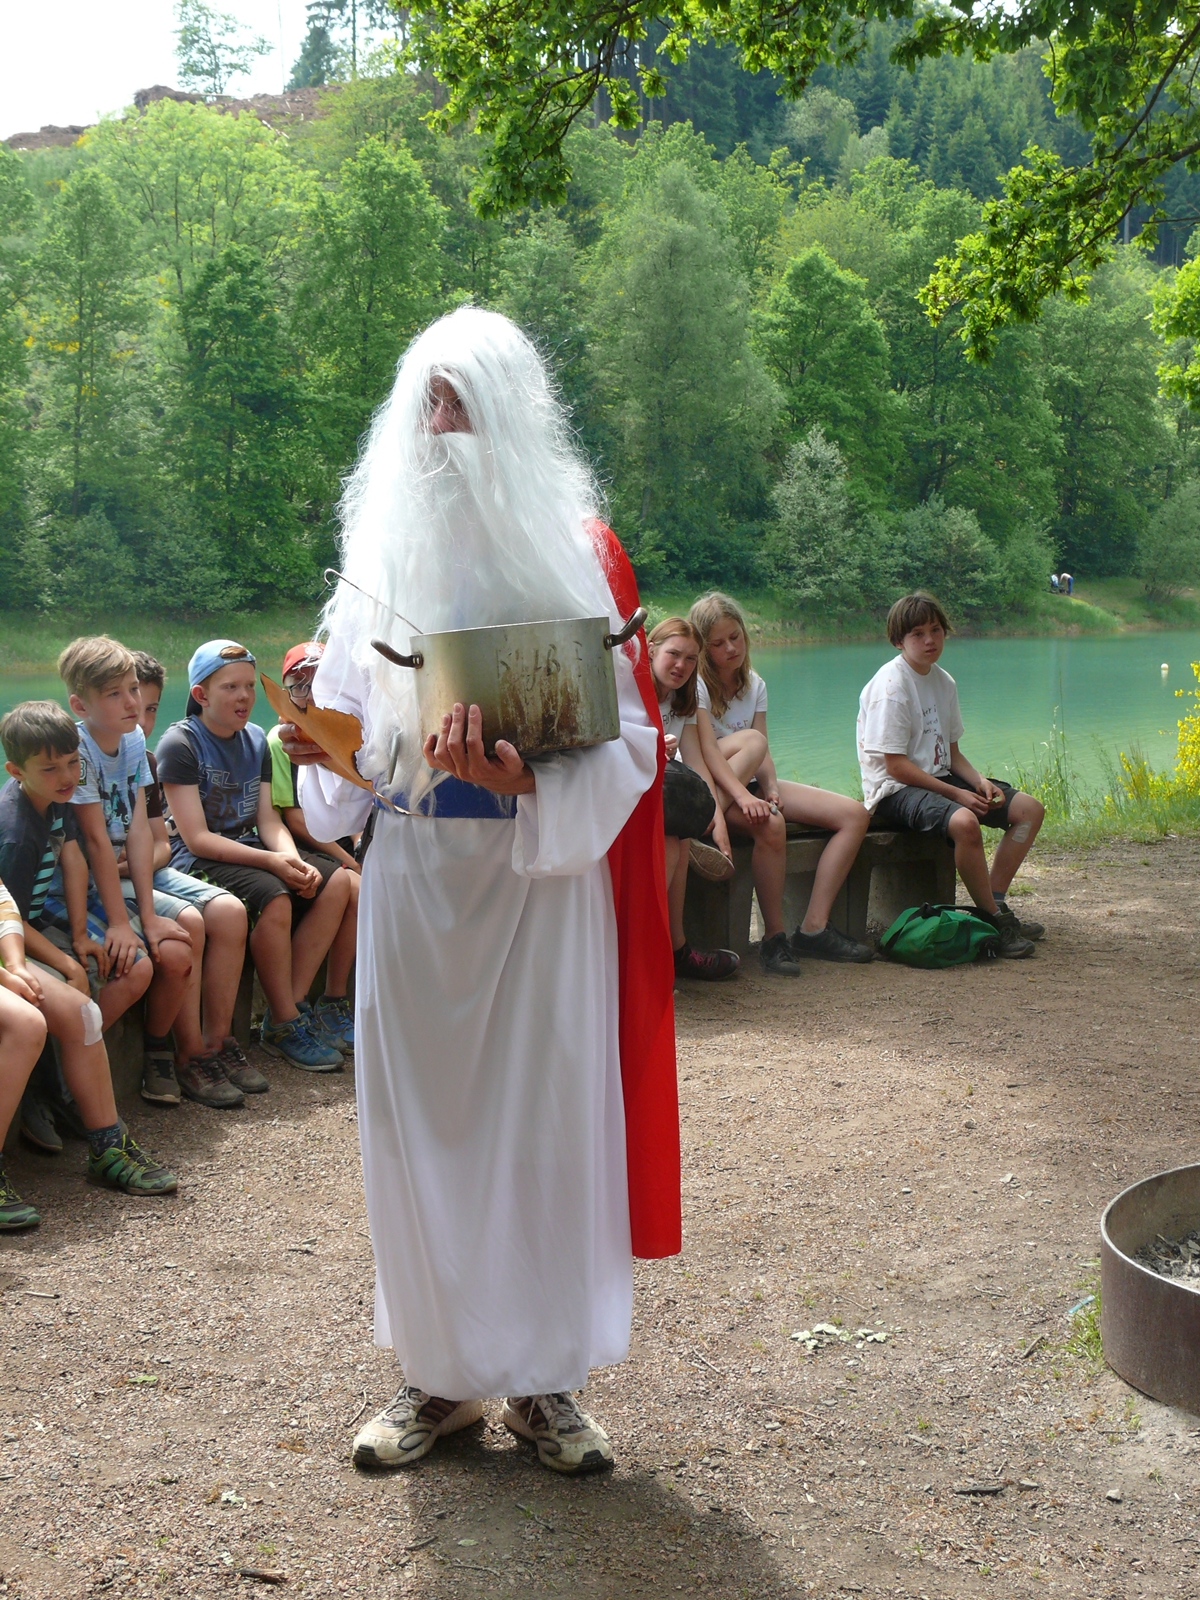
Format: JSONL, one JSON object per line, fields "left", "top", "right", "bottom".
{"left": 873, "top": 773, "right": 1018, "bottom": 841}
{"left": 186, "top": 848, "right": 342, "bottom": 920}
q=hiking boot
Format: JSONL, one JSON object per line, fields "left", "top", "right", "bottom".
{"left": 176, "top": 1052, "right": 244, "bottom": 1109}
{"left": 86, "top": 1128, "right": 178, "bottom": 1195}
{"left": 352, "top": 1386, "right": 484, "bottom": 1469}
{"left": 260, "top": 1010, "right": 343, "bottom": 1073}
{"left": 996, "top": 899, "right": 1044, "bottom": 940}
{"left": 0, "top": 1166, "right": 39, "bottom": 1231}
{"left": 141, "top": 1046, "right": 181, "bottom": 1106}
{"left": 989, "top": 904, "right": 1036, "bottom": 959}
{"left": 674, "top": 942, "right": 740, "bottom": 981}
{"left": 19, "top": 1092, "right": 62, "bottom": 1154}
{"left": 215, "top": 1036, "right": 269, "bottom": 1094}
{"left": 790, "top": 924, "right": 874, "bottom": 964}
{"left": 310, "top": 995, "right": 354, "bottom": 1054}
{"left": 759, "top": 931, "right": 802, "bottom": 977}
{"left": 504, "top": 1392, "right": 614, "bottom": 1475}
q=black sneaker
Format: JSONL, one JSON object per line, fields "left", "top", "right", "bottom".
{"left": 674, "top": 942, "right": 740, "bottom": 981}
{"left": 759, "top": 931, "right": 802, "bottom": 977}
{"left": 19, "top": 1092, "right": 62, "bottom": 1154}
{"left": 216, "top": 1037, "right": 270, "bottom": 1094}
{"left": 790, "top": 924, "right": 874, "bottom": 964}
{"left": 988, "top": 905, "right": 1036, "bottom": 959}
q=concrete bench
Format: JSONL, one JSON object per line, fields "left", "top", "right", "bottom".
{"left": 682, "top": 822, "right": 957, "bottom": 957}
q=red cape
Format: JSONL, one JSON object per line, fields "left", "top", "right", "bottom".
{"left": 593, "top": 522, "right": 681, "bottom": 1259}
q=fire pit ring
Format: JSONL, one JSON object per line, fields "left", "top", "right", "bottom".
{"left": 1101, "top": 1162, "right": 1200, "bottom": 1416}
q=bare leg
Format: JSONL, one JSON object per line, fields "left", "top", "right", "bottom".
{"left": 664, "top": 836, "right": 688, "bottom": 950}
{"left": 989, "top": 793, "right": 1045, "bottom": 896}
{"left": 947, "top": 808, "right": 997, "bottom": 913}
{"left": 199, "top": 893, "right": 248, "bottom": 1050}
{"left": 290, "top": 870, "right": 351, "bottom": 1003}
{"left": 726, "top": 804, "right": 787, "bottom": 938}
{"left": 775, "top": 782, "right": 871, "bottom": 932}
{"left": 250, "top": 895, "right": 299, "bottom": 1022}
{"left": 324, "top": 870, "right": 359, "bottom": 997}
{"left": 0, "top": 989, "right": 48, "bottom": 1137}
{"left": 40, "top": 976, "right": 118, "bottom": 1129}
{"left": 97, "top": 955, "right": 153, "bottom": 1032}
{"left": 163, "top": 907, "right": 205, "bottom": 1063}
{"left": 716, "top": 729, "right": 768, "bottom": 787}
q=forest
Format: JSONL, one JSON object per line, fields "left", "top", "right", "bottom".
{"left": 5, "top": 17, "right": 1200, "bottom": 627}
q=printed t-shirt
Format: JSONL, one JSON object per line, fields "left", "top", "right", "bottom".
{"left": 857, "top": 655, "right": 964, "bottom": 811}
{"left": 0, "top": 779, "right": 81, "bottom": 924}
{"left": 155, "top": 717, "right": 272, "bottom": 871}
{"left": 73, "top": 722, "right": 152, "bottom": 847}
{"left": 695, "top": 672, "right": 768, "bottom": 738}
{"left": 656, "top": 696, "right": 696, "bottom": 757}
{"left": 266, "top": 724, "right": 299, "bottom": 810}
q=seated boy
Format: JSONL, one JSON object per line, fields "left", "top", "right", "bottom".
{"left": 0, "top": 701, "right": 176, "bottom": 1194}
{"left": 157, "top": 639, "right": 353, "bottom": 1072}
{"left": 51, "top": 636, "right": 240, "bottom": 1111}
{"left": 265, "top": 641, "right": 358, "bottom": 1052}
{"left": 131, "top": 651, "right": 261, "bottom": 1103}
{"left": 857, "top": 593, "right": 1045, "bottom": 958}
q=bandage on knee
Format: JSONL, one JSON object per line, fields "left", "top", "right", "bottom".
{"left": 1010, "top": 821, "right": 1031, "bottom": 843}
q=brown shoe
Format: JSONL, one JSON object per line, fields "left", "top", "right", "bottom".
{"left": 177, "top": 1052, "right": 244, "bottom": 1109}
{"left": 216, "top": 1037, "right": 269, "bottom": 1094}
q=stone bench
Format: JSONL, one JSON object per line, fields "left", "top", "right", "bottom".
{"left": 682, "top": 822, "right": 957, "bottom": 957}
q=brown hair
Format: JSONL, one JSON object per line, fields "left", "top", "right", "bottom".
{"left": 689, "top": 591, "right": 751, "bottom": 720}
{"left": 57, "top": 635, "right": 136, "bottom": 700}
{"left": 647, "top": 617, "right": 702, "bottom": 720}
{"left": 1, "top": 701, "right": 80, "bottom": 768}
{"left": 132, "top": 650, "right": 165, "bottom": 691}
{"left": 886, "top": 592, "right": 953, "bottom": 647}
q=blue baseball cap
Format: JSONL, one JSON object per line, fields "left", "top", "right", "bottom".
{"left": 186, "top": 640, "right": 256, "bottom": 717}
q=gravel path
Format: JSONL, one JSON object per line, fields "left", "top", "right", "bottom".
{"left": 2, "top": 837, "right": 1198, "bottom": 1599}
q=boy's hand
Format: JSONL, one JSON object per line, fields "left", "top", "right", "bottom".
{"left": 115, "top": 846, "right": 130, "bottom": 879}
{"left": 979, "top": 778, "right": 1005, "bottom": 808}
{"left": 60, "top": 958, "right": 90, "bottom": 997}
{"left": 954, "top": 786, "right": 991, "bottom": 817}
{"left": 272, "top": 855, "right": 322, "bottom": 896}
{"left": 141, "top": 912, "right": 190, "bottom": 961}
{"left": 73, "top": 933, "right": 110, "bottom": 980}
{"left": 104, "top": 919, "right": 144, "bottom": 976}
{"left": 0, "top": 964, "right": 41, "bottom": 1005}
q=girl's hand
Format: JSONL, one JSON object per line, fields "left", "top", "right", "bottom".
{"left": 709, "top": 815, "right": 733, "bottom": 859}
{"left": 0, "top": 965, "right": 41, "bottom": 1006}
{"left": 736, "top": 791, "right": 773, "bottom": 823}
{"left": 663, "top": 733, "right": 679, "bottom": 760}
{"left": 764, "top": 788, "right": 782, "bottom": 812}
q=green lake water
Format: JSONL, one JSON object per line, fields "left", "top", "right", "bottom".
{"left": 1, "top": 629, "right": 1196, "bottom": 795}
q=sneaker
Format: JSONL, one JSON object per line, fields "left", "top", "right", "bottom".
{"left": 503, "top": 1392, "right": 614, "bottom": 1475}
{"left": 86, "top": 1128, "right": 178, "bottom": 1195}
{"left": 759, "top": 931, "right": 802, "bottom": 977}
{"left": 19, "top": 1093, "right": 62, "bottom": 1154}
{"left": 311, "top": 996, "right": 354, "bottom": 1054}
{"left": 688, "top": 839, "right": 735, "bottom": 881}
{"left": 790, "top": 924, "right": 874, "bottom": 964}
{"left": 215, "top": 1037, "right": 269, "bottom": 1094}
{"left": 0, "top": 1167, "right": 39, "bottom": 1231}
{"left": 674, "top": 942, "right": 740, "bottom": 981}
{"left": 176, "top": 1052, "right": 245, "bottom": 1109}
{"left": 988, "top": 904, "right": 1036, "bottom": 959}
{"left": 141, "top": 1046, "right": 181, "bottom": 1106}
{"left": 261, "top": 1010, "right": 343, "bottom": 1073}
{"left": 352, "top": 1386, "right": 484, "bottom": 1469}
{"left": 995, "top": 899, "right": 1044, "bottom": 940}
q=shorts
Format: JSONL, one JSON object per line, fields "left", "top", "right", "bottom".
{"left": 120, "top": 871, "right": 223, "bottom": 922}
{"left": 38, "top": 888, "right": 148, "bottom": 971}
{"left": 873, "top": 772, "right": 1018, "bottom": 841}
{"left": 35, "top": 923, "right": 138, "bottom": 1000}
{"left": 184, "top": 848, "right": 342, "bottom": 921}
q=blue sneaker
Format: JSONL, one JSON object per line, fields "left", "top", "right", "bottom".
{"left": 310, "top": 995, "right": 354, "bottom": 1054}
{"left": 260, "top": 1009, "right": 343, "bottom": 1073}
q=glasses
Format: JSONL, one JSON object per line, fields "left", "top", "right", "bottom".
{"left": 284, "top": 672, "right": 317, "bottom": 710}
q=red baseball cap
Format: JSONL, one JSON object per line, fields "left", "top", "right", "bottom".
{"left": 281, "top": 641, "right": 324, "bottom": 680}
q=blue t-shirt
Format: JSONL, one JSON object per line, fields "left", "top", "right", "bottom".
{"left": 72, "top": 722, "right": 153, "bottom": 847}
{"left": 0, "top": 778, "right": 80, "bottom": 924}
{"left": 155, "top": 717, "right": 272, "bottom": 871}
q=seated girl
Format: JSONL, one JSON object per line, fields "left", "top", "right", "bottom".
{"left": 647, "top": 618, "right": 739, "bottom": 982}
{"left": 688, "top": 592, "right": 873, "bottom": 976}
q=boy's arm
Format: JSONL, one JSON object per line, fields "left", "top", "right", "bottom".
{"left": 149, "top": 815, "right": 172, "bottom": 872}
{"left": 281, "top": 806, "right": 359, "bottom": 871}
{"left": 21, "top": 919, "right": 90, "bottom": 996}
{"left": 61, "top": 836, "right": 113, "bottom": 978}
{"left": 882, "top": 751, "right": 991, "bottom": 814}
{"left": 256, "top": 788, "right": 322, "bottom": 897}
{"left": 164, "top": 783, "right": 319, "bottom": 894}
{"left": 125, "top": 791, "right": 189, "bottom": 958}
{"left": 72, "top": 803, "right": 142, "bottom": 975}
{"left": 947, "top": 744, "right": 1003, "bottom": 806}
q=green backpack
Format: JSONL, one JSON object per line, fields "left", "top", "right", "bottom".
{"left": 879, "top": 903, "right": 1000, "bottom": 968}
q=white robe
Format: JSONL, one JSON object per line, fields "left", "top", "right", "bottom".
{"left": 299, "top": 634, "right": 659, "bottom": 1399}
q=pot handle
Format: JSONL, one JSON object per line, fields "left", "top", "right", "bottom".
{"left": 603, "top": 607, "right": 648, "bottom": 650}
{"left": 372, "top": 638, "right": 424, "bottom": 670}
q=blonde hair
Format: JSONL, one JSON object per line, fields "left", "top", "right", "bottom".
{"left": 58, "top": 635, "right": 136, "bottom": 700}
{"left": 689, "top": 592, "right": 751, "bottom": 720}
{"left": 647, "top": 617, "right": 702, "bottom": 719}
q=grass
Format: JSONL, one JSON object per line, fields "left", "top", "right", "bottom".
{"left": 0, "top": 605, "right": 322, "bottom": 674}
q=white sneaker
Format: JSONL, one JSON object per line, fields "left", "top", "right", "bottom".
{"left": 503, "top": 1391, "right": 614, "bottom": 1474}
{"left": 352, "top": 1385, "right": 483, "bottom": 1468}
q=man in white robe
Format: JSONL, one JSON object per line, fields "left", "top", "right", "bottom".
{"left": 291, "top": 308, "right": 669, "bottom": 1474}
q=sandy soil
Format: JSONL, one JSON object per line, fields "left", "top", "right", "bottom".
{"left": 1, "top": 836, "right": 1198, "bottom": 1600}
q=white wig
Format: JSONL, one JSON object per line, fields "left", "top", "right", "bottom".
{"left": 325, "top": 305, "right": 618, "bottom": 802}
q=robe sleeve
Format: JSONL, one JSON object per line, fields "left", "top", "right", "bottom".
{"left": 295, "top": 633, "right": 377, "bottom": 840}
{"left": 511, "top": 652, "right": 659, "bottom": 878}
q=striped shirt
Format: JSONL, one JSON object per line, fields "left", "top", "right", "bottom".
{"left": 0, "top": 779, "right": 81, "bottom": 926}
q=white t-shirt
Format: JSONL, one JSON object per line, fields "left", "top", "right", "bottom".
{"left": 696, "top": 672, "right": 768, "bottom": 738}
{"left": 857, "top": 656, "right": 964, "bottom": 810}
{"left": 657, "top": 697, "right": 696, "bottom": 757}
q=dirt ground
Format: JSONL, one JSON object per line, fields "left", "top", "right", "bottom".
{"left": 1, "top": 836, "right": 1198, "bottom": 1600}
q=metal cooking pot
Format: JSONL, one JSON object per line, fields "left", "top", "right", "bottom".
{"left": 371, "top": 608, "right": 647, "bottom": 758}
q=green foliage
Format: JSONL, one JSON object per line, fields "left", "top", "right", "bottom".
{"left": 886, "top": 498, "right": 1002, "bottom": 623}
{"left": 765, "top": 426, "right": 866, "bottom": 613}
{"left": 1138, "top": 479, "right": 1200, "bottom": 599}
{"left": 174, "top": 0, "right": 272, "bottom": 97}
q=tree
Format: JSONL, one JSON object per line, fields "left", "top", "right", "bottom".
{"left": 1138, "top": 480, "right": 1200, "bottom": 599}
{"left": 764, "top": 427, "right": 866, "bottom": 615}
{"left": 0, "top": 144, "right": 33, "bottom": 596}
{"left": 493, "top": 215, "right": 592, "bottom": 424}
{"left": 174, "top": 0, "right": 272, "bottom": 97}
{"left": 886, "top": 498, "right": 1003, "bottom": 622}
